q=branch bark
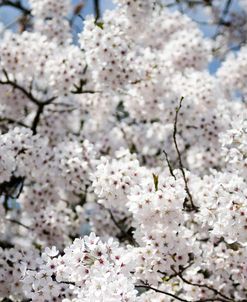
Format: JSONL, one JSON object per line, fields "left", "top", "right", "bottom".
{"left": 0, "top": 0, "right": 31, "bottom": 15}
{"left": 173, "top": 97, "right": 198, "bottom": 212}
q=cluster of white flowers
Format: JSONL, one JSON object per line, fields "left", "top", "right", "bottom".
{"left": 29, "top": 0, "right": 70, "bottom": 18}
{"left": 29, "top": 0, "right": 72, "bottom": 45}
{"left": 0, "top": 127, "right": 47, "bottom": 182}
{"left": 21, "top": 233, "right": 137, "bottom": 301}
{"left": 220, "top": 115, "right": 247, "bottom": 178}
{"left": 217, "top": 46, "right": 247, "bottom": 98}
{"left": 0, "top": 32, "right": 54, "bottom": 81}
{"left": 91, "top": 149, "right": 148, "bottom": 210}
{"left": 0, "top": 0, "right": 247, "bottom": 301}
{"left": 240, "top": 0, "right": 247, "bottom": 11}
{"left": 45, "top": 45, "right": 87, "bottom": 96}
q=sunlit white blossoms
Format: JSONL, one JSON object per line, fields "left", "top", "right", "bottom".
{"left": 220, "top": 115, "right": 247, "bottom": 178}
{"left": 22, "top": 233, "right": 138, "bottom": 301}
{"left": 91, "top": 149, "right": 148, "bottom": 210}
{"left": 0, "top": 0, "right": 247, "bottom": 301}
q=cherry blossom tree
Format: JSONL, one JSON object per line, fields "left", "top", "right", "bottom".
{"left": 0, "top": 0, "right": 247, "bottom": 301}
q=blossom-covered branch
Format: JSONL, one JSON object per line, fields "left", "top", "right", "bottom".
{"left": 0, "top": 0, "right": 247, "bottom": 301}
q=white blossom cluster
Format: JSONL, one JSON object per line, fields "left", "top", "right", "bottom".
{"left": 220, "top": 115, "right": 247, "bottom": 179}
{"left": 20, "top": 233, "right": 138, "bottom": 301}
{"left": 217, "top": 46, "right": 247, "bottom": 98}
{"left": 0, "top": 0, "right": 247, "bottom": 301}
{"left": 29, "top": 0, "right": 72, "bottom": 45}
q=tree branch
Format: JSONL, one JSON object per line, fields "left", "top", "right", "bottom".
{"left": 93, "top": 0, "right": 101, "bottom": 22}
{"left": 173, "top": 97, "right": 198, "bottom": 212}
{"left": 0, "top": 73, "right": 56, "bottom": 106}
{"left": 107, "top": 209, "right": 138, "bottom": 246}
{"left": 0, "top": 71, "right": 57, "bottom": 134}
{"left": 163, "top": 149, "right": 176, "bottom": 180}
{"left": 135, "top": 284, "right": 190, "bottom": 302}
{"left": 31, "top": 104, "right": 44, "bottom": 134}
{"left": 0, "top": 117, "right": 28, "bottom": 128}
{"left": 135, "top": 283, "right": 230, "bottom": 302}
{"left": 0, "top": 0, "right": 31, "bottom": 15}
{"left": 173, "top": 269, "right": 233, "bottom": 302}
{"left": 7, "top": 218, "right": 31, "bottom": 230}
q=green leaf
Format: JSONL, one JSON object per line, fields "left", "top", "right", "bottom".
{"left": 152, "top": 173, "right": 159, "bottom": 191}
{"left": 162, "top": 275, "right": 170, "bottom": 282}
{"left": 33, "top": 242, "right": 42, "bottom": 251}
{"left": 226, "top": 242, "right": 242, "bottom": 251}
{"left": 95, "top": 21, "right": 104, "bottom": 29}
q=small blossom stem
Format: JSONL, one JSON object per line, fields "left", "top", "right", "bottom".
{"left": 108, "top": 209, "right": 138, "bottom": 246}
{"left": 163, "top": 149, "right": 176, "bottom": 180}
{"left": 7, "top": 218, "right": 31, "bottom": 230}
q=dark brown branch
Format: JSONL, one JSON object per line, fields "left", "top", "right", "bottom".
{"left": 70, "top": 1, "right": 85, "bottom": 26}
{"left": 93, "top": 0, "right": 101, "bottom": 22}
{"left": 31, "top": 104, "right": 44, "bottom": 134}
{"left": 1, "top": 298, "right": 31, "bottom": 302}
{"left": 135, "top": 284, "right": 190, "bottom": 302}
{"left": 220, "top": 0, "right": 232, "bottom": 22}
{"left": 214, "top": 0, "right": 233, "bottom": 37}
{"left": 0, "top": 74, "right": 56, "bottom": 106}
{"left": 7, "top": 218, "right": 31, "bottom": 230}
{"left": 173, "top": 269, "right": 233, "bottom": 302}
{"left": 71, "top": 89, "right": 99, "bottom": 95}
{"left": 0, "top": 117, "right": 28, "bottom": 128}
{"left": 173, "top": 97, "right": 198, "bottom": 212}
{"left": 0, "top": 0, "right": 31, "bottom": 15}
{"left": 108, "top": 209, "right": 138, "bottom": 246}
{"left": 163, "top": 149, "right": 176, "bottom": 180}
{"left": 135, "top": 283, "right": 229, "bottom": 302}
{"left": 0, "top": 176, "right": 25, "bottom": 200}
{"left": 158, "top": 261, "right": 194, "bottom": 281}
{"left": 0, "top": 71, "right": 57, "bottom": 134}
{"left": 0, "top": 240, "right": 14, "bottom": 249}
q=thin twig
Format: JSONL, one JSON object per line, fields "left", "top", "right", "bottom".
{"left": 163, "top": 149, "right": 176, "bottom": 179}
{"left": 0, "top": 71, "right": 57, "bottom": 134}
{"left": 221, "top": 0, "right": 232, "bottom": 22}
{"left": 31, "top": 104, "right": 44, "bottom": 134}
{"left": 173, "top": 269, "right": 233, "bottom": 302}
{"left": 108, "top": 209, "right": 138, "bottom": 246}
{"left": 0, "top": 75, "right": 56, "bottom": 106}
{"left": 71, "top": 89, "right": 99, "bottom": 95}
{"left": 173, "top": 97, "right": 198, "bottom": 211}
{"left": 214, "top": 0, "right": 232, "bottom": 37}
{"left": 158, "top": 261, "right": 194, "bottom": 280}
{"left": 7, "top": 218, "right": 31, "bottom": 230}
{"left": 93, "top": 0, "right": 101, "bottom": 22}
{"left": 135, "top": 283, "right": 230, "bottom": 302}
{"left": 0, "top": 0, "right": 31, "bottom": 15}
{"left": 135, "top": 284, "right": 190, "bottom": 302}
{"left": 0, "top": 117, "right": 28, "bottom": 128}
